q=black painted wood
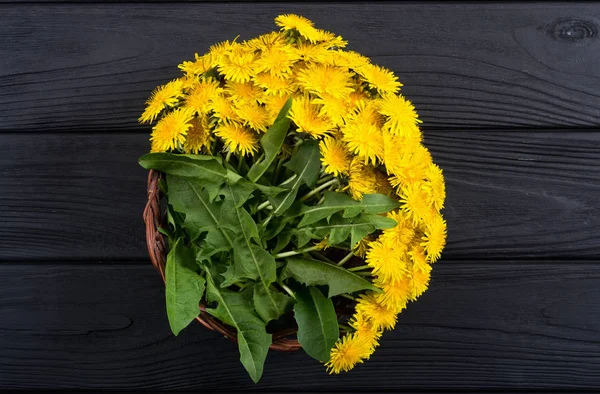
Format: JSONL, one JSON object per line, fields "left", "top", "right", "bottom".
{"left": 1, "top": 130, "right": 598, "bottom": 261}
{"left": 0, "top": 262, "right": 599, "bottom": 390}
{"left": 1, "top": 3, "right": 600, "bottom": 132}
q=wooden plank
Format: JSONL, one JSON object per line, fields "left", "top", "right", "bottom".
{"left": 1, "top": 130, "right": 599, "bottom": 261}
{"left": 1, "top": 3, "right": 599, "bottom": 131}
{"left": 0, "top": 262, "right": 599, "bottom": 389}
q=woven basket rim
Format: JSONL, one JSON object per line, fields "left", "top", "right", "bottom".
{"left": 143, "top": 169, "right": 302, "bottom": 352}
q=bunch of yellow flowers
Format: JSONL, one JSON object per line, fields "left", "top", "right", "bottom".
{"left": 139, "top": 14, "right": 446, "bottom": 375}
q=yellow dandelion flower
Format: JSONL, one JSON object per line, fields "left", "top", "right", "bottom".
{"left": 319, "top": 136, "right": 351, "bottom": 177}
{"left": 357, "top": 64, "right": 402, "bottom": 95}
{"left": 184, "top": 78, "right": 222, "bottom": 115}
{"left": 214, "top": 122, "right": 259, "bottom": 156}
{"left": 342, "top": 122, "right": 384, "bottom": 165}
{"left": 324, "top": 50, "right": 370, "bottom": 71}
{"left": 348, "top": 312, "right": 382, "bottom": 351}
{"left": 139, "top": 79, "right": 184, "bottom": 124}
{"left": 183, "top": 116, "right": 212, "bottom": 154}
{"left": 178, "top": 53, "right": 215, "bottom": 76}
{"left": 218, "top": 46, "right": 256, "bottom": 83}
{"left": 356, "top": 293, "right": 398, "bottom": 330}
{"left": 209, "top": 94, "right": 240, "bottom": 124}
{"left": 373, "top": 277, "right": 411, "bottom": 312}
{"left": 224, "top": 81, "right": 265, "bottom": 104}
{"left": 245, "top": 31, "right": 284, "bottom": 51}
{"left": 311, "top": 94, "right": 348, "bottom": 127}
{"left": 326, "top": 332, "right": 371, "bottom": 374}
{"left": 348, "top": 100, "right": 384, "bottom": 127}
{"left": 409, "top": 260, "right": 431, "bottom": 299}
{"left": 353, "top": 236, "right": 373, "bottom": 258}
{"left": 365, "top": 240, "right": 410, "bottom": 282}
{"left": 314, "top": 238, "right": 329, "bottom": 251}
{"left": 421, "top": 214, "right": 447, "bottom": 263}
{"left": 346, "top": 158, "right": 378, "bottom": 200}
{"left": 177, "top": 75, "right": 199, "bottom": 91}
{"left": 382, "top": 133, "right": 421, "bottom": 176}
{"left": 387, "top": 141, "right": 432, "bottom": 188}
{"left": 315, "top": 30, "right": 348, "bottom": 49}
{"left": 423, "top": 163, "right": 446, "bottom": 211}
{"left": 264, "top": 94, "right": 293, "bottom": 124}
{"left": 374, "top": 170, "right": 394, "bottom": 197}
{"left": 288, "top": 94, "right": 332, "bottom": 137}
{"left": 377, "top": 94, "right": 422, "bottom": 138}
{"left": 235, "top": 102, "right": 270, "bottom": 132}
{"left": 253, "top": 45, "right": 299, "bottom": 77}
{"left": 398, "top": 183, "right": 434, "bottom": 226}
{"left": 293, "top": 41, "right": 331, "bottom": 63}
{"left": 347, "top": 90, "right": 368, "bottom": 111}
{"left": 275, "top": 14, "right": 321, "bottom": 43}
{"left": 408, "top": 245, "right": 430, "bottom": 273}
{"left": 149, "top": 107, "right": 194, "bottom": 152}
{"left": 207, "top": 40, "right": 237, "bottom": 66}
{"left": 380, "top": 210, "right": 415, "bottom": 252}
{"left": 253, "top": 72, "right": 295, "bottom": 97}
{"left": 296, "top": 63, "right": 354, "bottom": 99}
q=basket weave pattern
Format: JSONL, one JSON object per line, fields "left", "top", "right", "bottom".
{"left": 143, "top": 170, "right": 301, "bottom": 352}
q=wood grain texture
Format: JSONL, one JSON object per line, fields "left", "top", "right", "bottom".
{"left": 0, "top": 262, "right": 599, "bottom": 390}
{"left": 1, "top": 3, "right": 600, "bottom": 132}
{"left": 1, "top": 130, "right": 598, "bottom": 261}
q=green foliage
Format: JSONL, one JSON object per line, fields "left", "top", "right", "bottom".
{"left": 247, "top": 97, "right": 293, "bottom": 183}
{"left": 138, "top": 105, "right": 401, "bottom": 382}
{"left": 294, "top": 212, "right": 397, "bottom": 248}
{"left": 165, "top": 238, "right": 206, "bottom": 335}
{"left": 282, "top": 257, "right": 379, "bottom": 297}
{"left": 204, "top": 269, "right": 272, "bottom": 383}
{"left": 269, "top": 141, "right": 321, "bottom": 216}
{"left": 298, "top": 191, "right": 400, "bottom": 227}
{"left": 294, "top": 287, "right": 339, "bottom": 362}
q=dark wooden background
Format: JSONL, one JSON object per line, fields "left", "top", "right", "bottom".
{"left": 1, "top": 2, "right": 600, "bottom": 391}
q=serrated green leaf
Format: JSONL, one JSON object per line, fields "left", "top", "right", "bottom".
{"left": 140, "top": 153, "right": 227, "bottom": 201}
{"left": 218, "top": 184, "right": 282, "bottom": 324}
{"left": 294, "top": 286, "right": 339, "bottom": 362}
{"left": 247, "top": 97, "right": 293, "bottom": 183}
{"left": 359, "top": 193, "right": 401, "bottom": 214}
{"left": 205, "top": 272, "right": 272, "bottom": 383}
{"left": 253, "top": 283, "right": 294, "bottom": 323}
{"left": 282, "top": 257, "right": 379, "bottom": 297}
{"left": 254, "top": 183, "right": 287, "bottom": 197}
{"left": 167, "top": 175, "right": 235, "bottom": 247}
{"left": 270, "top": 141, "right": 321, "bottom": 216}
{"left": 165, "top": 238, "right": 206, "bottom": 336}
{"left": 298, "top": 191, "right": 400, "bottom": 227}
{"left": 272, "top": 230, "right": 293, "bottom": 254}
{"left": 294, "top": 212, "right": 397, "bottom": 248}
{"left": 297, "top": 191, "right": 362, "bottom": 227}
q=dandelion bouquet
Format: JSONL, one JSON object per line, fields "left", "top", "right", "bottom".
{"left": 138, "top": 14, "right": 446, "bottom": 383}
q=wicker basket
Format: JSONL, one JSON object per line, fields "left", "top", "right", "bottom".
{"left": 143, "top": 170, "right": 302, "bottom": 351}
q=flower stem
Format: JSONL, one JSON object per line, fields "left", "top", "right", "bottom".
{"left": 299, "top": 178, "right": 339, "bottom": 202}
{"left": 317, "top": 174, "right": 335, "bottom": 185}
{"left": 310, "top": 251, "right": 335, "bottom": 265}
{"left": 348, "top": 264, "right": 370, "bottom": 272}
{"left": 237, "top": 156, "right": 244, "bottom": 173}
{"left": 354, "top": 271, "right": 372, "bottom": 277}
{"left": 280, "top": 174, "right": 297, "bottom": 186}
{"left": 274, "top": 246, "right": 319, "bottom": 259}
{"left": 337, "top": 251, "right": 355, "bottom": 266}
{"left": 279, "top": 282, "right": 297, "bottom": 300}
{"left": 225, "top": 150, "right": 232, "bottom": 163}
{"left": 256, "top": 200, "right": 272, "bottom": 212}
{"left": 260, "top": 213, "right": 274, "bottom": 229}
